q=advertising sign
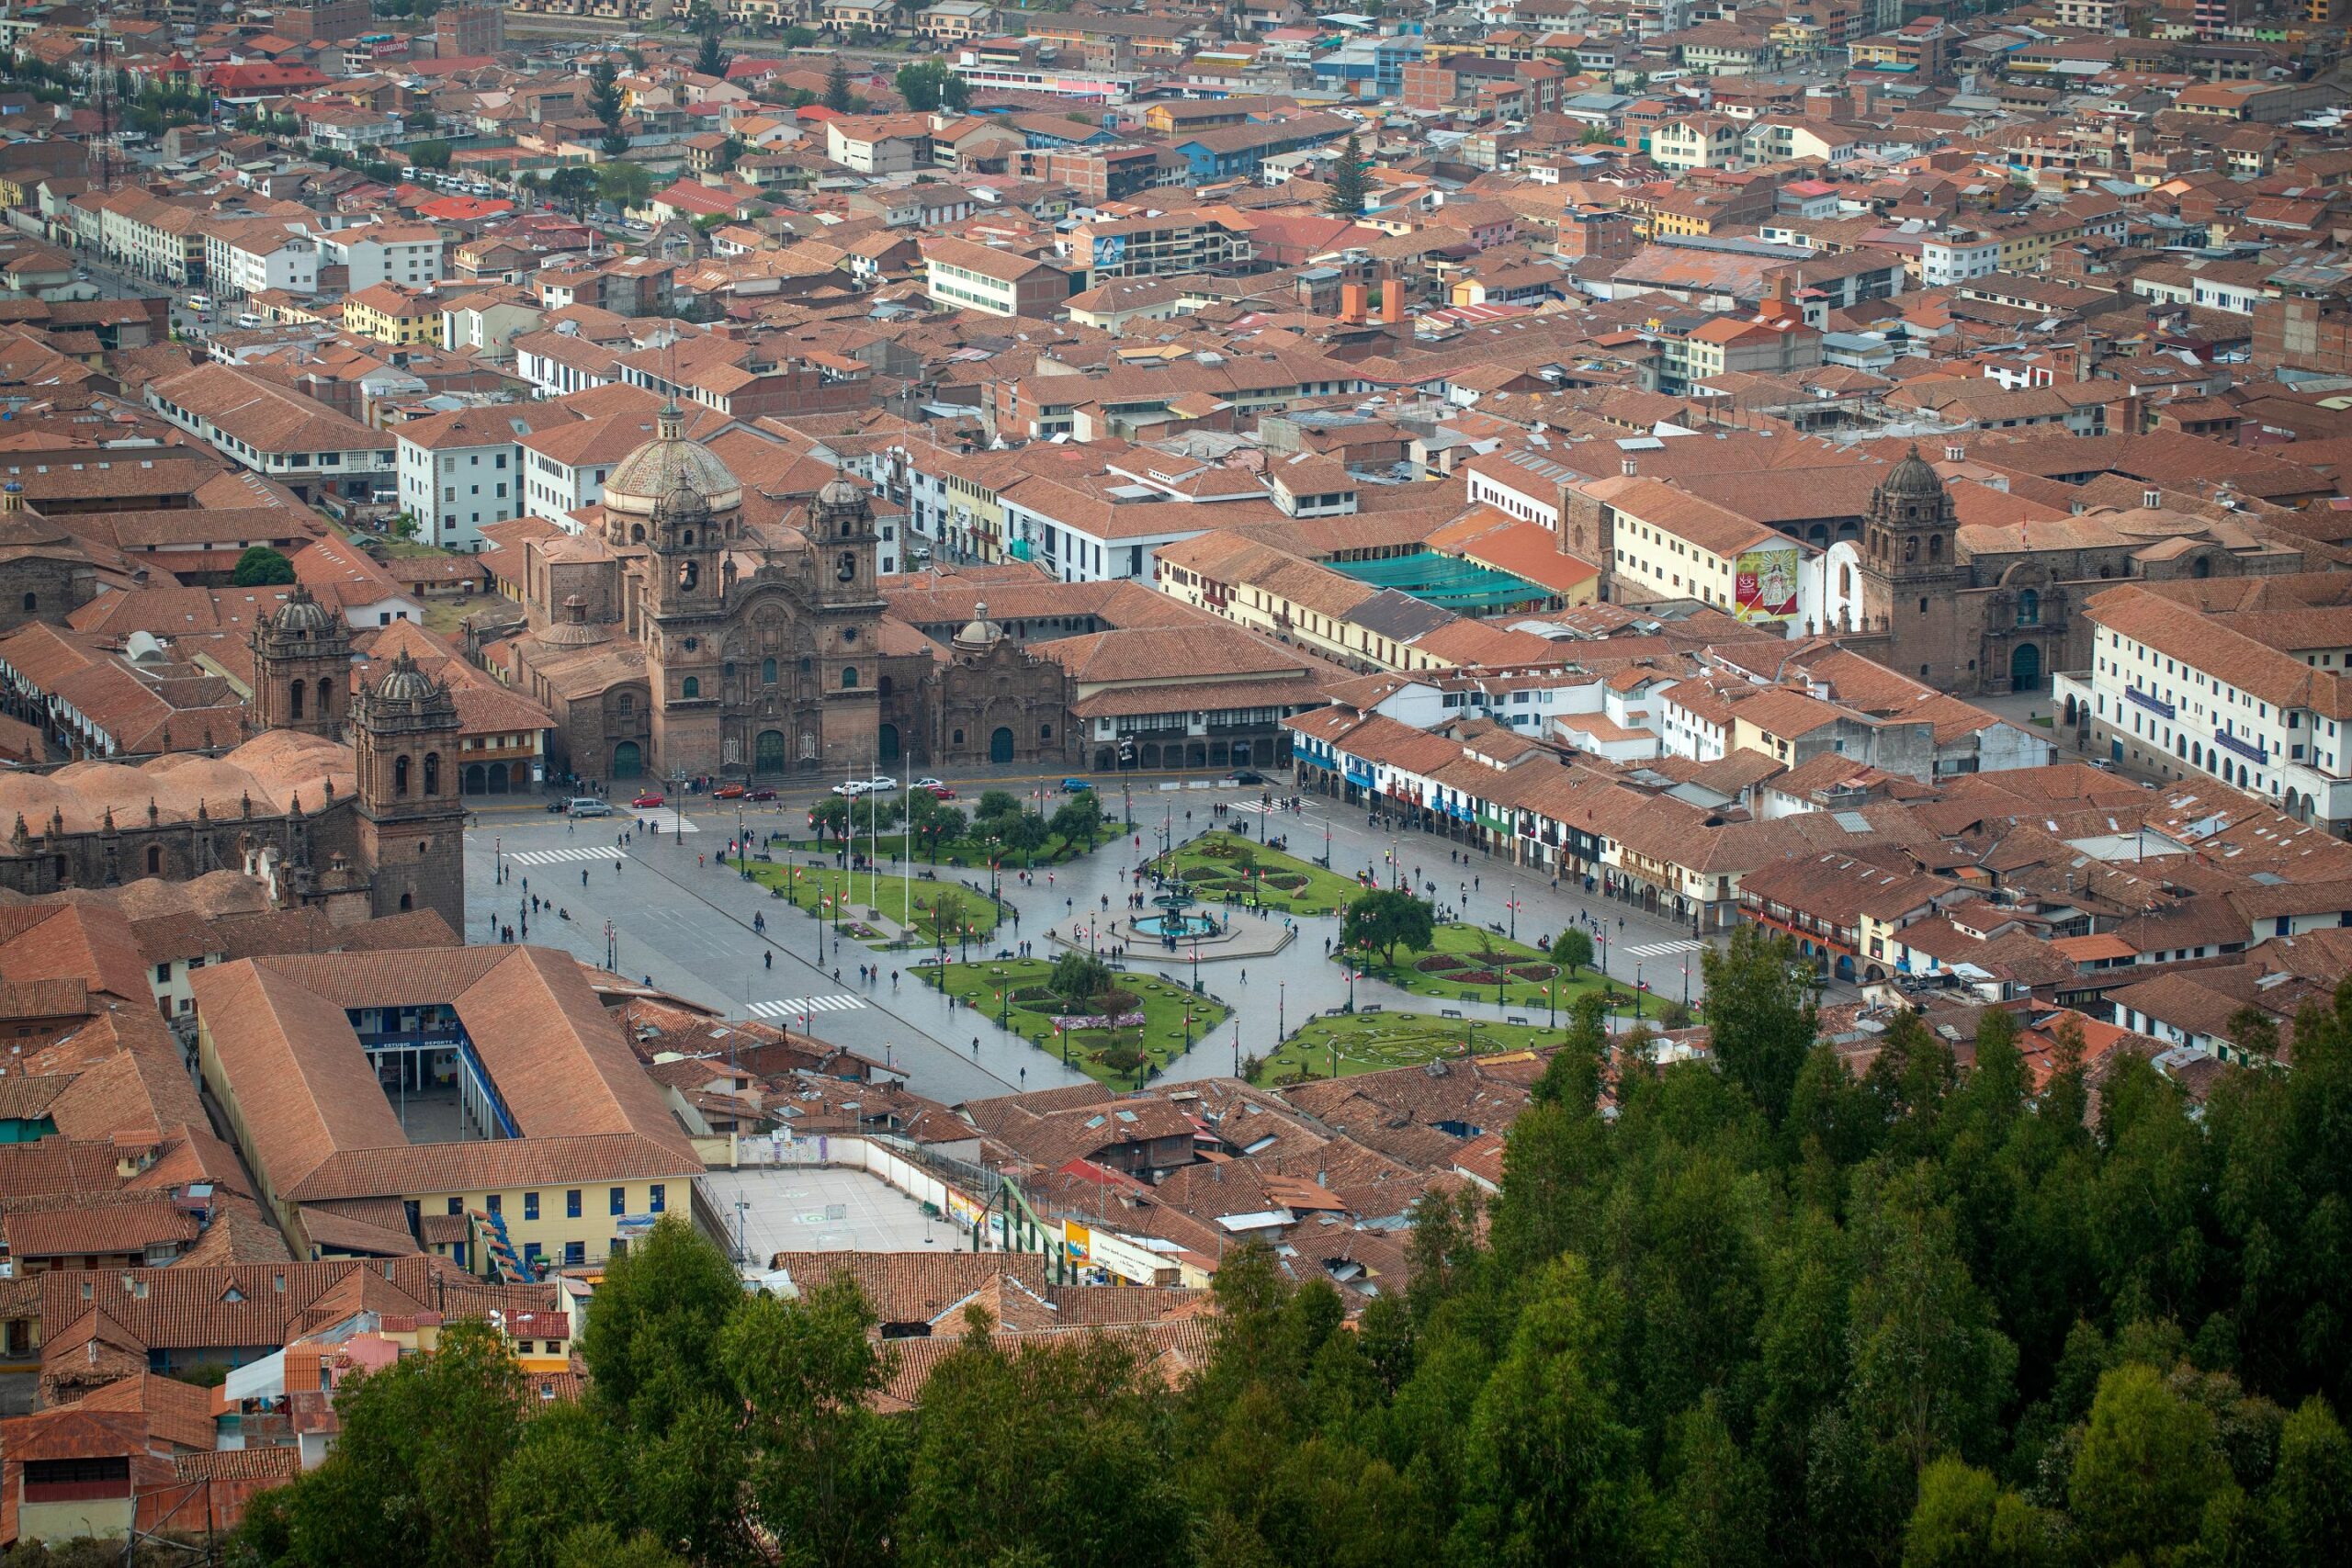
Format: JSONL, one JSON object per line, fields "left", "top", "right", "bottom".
{"left": 1064, "top": 1222, "right": 1091, "bottom": 1265}
{"left": 1734, "top": 547, "right": 1800, "bottom": 623}
{"left": 944, "top": 1188, "right": 982, "bottom": 1230}
{"left": 1091, "top": 234, "right": 1127, "bottom": 270}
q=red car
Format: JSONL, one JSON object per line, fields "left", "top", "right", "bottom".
{"left": 630, "top": 791, "right": 666, "bottom": 808}
{"left": 713, "top": 783, "right": 746, "bottom": 799}
{"left": 927, "top": 784, "right": 957, "bottom": 799}
{"left": 746, "top": 787, "right": 779, "bottom": 802}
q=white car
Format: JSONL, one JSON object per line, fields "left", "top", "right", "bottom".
{"left": 865, "top": 775, "right": 899, "bottom": 793}
{"left": 913, "top": 777, "right": 944, "bottom": 790}
{"left": 831, "top": 781, "right": 871, "bottom": 796}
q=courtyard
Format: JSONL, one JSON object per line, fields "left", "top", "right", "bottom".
{"left": 918, "top": 956, "right": 1232, "bottom": 1089}
{"left": 1254, "top": 1012, "right": 1571, "bottom": 1085}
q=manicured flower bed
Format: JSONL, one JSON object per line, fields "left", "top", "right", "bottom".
{"left": 1416, "top": 954, "right": 1469, "bottom": 974}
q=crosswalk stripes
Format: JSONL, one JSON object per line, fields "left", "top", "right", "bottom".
{"left": 1228, "top": 800, "right": 1280, "bottom": 814}
{"left": 1623, "top": 939, "right": 1706, "bottom": 959}
{"left": 506, "top": 845, "right": 630, "bottom": 867}
{"left": 745, "top": 995, "right": 866, "bottom": 1020}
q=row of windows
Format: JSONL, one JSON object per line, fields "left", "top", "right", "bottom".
{"left": 460, "top": 1184, "right": 666, "bottom": 1221}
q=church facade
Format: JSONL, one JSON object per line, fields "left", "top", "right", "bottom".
{"left": 495, "top": 405, "right": 1078, "bottom": 785}
{"left": 0, "top": 590, "right": 467, "bottom": 931}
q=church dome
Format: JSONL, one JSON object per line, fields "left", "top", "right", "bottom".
{"left": 374, "top": 650, "right": 437, "bottom": 703}
{"left": 816, "top": 476, "right": 864, "bottom": 509}
{"left": 267, "top": 584, "right": 335, "bottom": 636}
{"left": 1880, "top": 445, "right": 1945, "bottom": 498}
{"left": 603, "top": 402, "right": 742, "bottom": 519}
{"left": 954, "top": 600, "right": 1004, "bottom": 652}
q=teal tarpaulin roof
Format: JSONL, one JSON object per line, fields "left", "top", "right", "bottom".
{"left": 1332, "top": 553, "right": 1551, "bottom": 610}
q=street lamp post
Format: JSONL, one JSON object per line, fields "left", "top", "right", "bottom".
{"left": 1636, "top": 962, "right": 1645, "bottom": 1021}
{"left": 1546, "top": 979, "right": 1556, "bottom": 1030}
{"left": 673, "top": 774, "right": 684, "bottom": 844}
{"left": 738, "top": 805, "right": 748, "bottom": 879}
{"left": 493, "top": 834, "right": 502, "bottom": 886}
{"left": 1277, "top": 980, "right": 1284, "bottom": 1044}
{"left": 604, "top": 919, "right": 616, "bottom": 972}
{"left": 1507, "top": 882, "right": 1518, "bottom": 942}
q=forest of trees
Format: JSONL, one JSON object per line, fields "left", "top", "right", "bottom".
{"left": 227, "top": 932, "right": 2352, "bottom": 1568}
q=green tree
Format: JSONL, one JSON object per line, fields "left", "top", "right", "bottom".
{"left": 2270, "top": 1395, "right": 2352, "bottom": 1565}
{"left": 1553, "top": 924, "right": 1595, "bottom": 976}
{"left": 1001, "top": 810, "right": 1051, "bottom": 859}
{"left": 409, "top": 138, "right": 453, "bottom": 170}
{"left": 1660, "top": 1392, "right": 1768, "bottom": 1568}
{"left": 941, "top": 73, "right": 971, "bottom": 113}
{"left": 232, "top": 545, "right": 296, "bottom": 585}
{"left": 713, "top": 134, "right": 746, "bottom": 173}
{"left": 1050, "top": 795, "right": 1102, "bottom": 852}
{"left": 696, "top": 28, "right": 728, "bottom": 80}
{"left": 1341, "top": 887, "right": 1434, "bottom": 967}
{"left": 598, "top": 160, "right": 653, "bottom": 212}
{"left": 240, "top": 1319, "right": 525, "bottom": 1568}
{"left": 1700, "top": 923, "right": 1817, "bottom": 1123}
{"left": 824, "top": 58, "right": 853, "bottom": 114}
{"left": 549, "top": 164, "right": 599, "bottom": 216}
{"left": 722, "top": 1278, "right": 907, "bottom": 1568}
{"left": 900, "top": 1315, "right": 1190, "bottom": 1568}
{"left": 896, "top": 60, "right": 953, "bottom": 112}
{"left": 1049, "top": 949, "right": 1112, "bottom": 1009}
{"left": 926, "top": 887, "right": 970, "bottom": 951}
{"left": 2068, "top": 1362, "right": 2235, "bottom": 1566}
{"left": 1901, "top": 1457, "right": 2050, "bottom": 1568}
{"left": 1453, "top": 1253, "right": 1655, "bottom": 1565}
{"left": 589, "top": 59, "right": 625, "bottom": 130}
{"left": 577, "top": 1216, "right": 755, "bottom": 1565}
{"left": 1324, "top": 131, "right": 1370, "bottom": 217}
{"left": 783, "top": 26, "right": 819, "bottom": 47}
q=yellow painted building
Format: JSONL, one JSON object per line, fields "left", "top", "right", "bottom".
{"left": 344, "top": 282, "right": 442, "bottom": 346}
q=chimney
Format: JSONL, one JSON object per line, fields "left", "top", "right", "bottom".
{"left": 1340, "top": 282, "right": 1368, "bottom": 326}
{"left": 2143, "top": 487, "right": 2162, "bottom": 510}
{"left": 1378, "top": 268, "right": 1403, "bottom": 325}
{"left": 1944, "top": 444, "right": 1964, "bottom": 463}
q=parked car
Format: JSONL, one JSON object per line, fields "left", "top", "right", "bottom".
{"left": 1228, "top": 770, "right": 1268, "bottom": 786}
{"left": 865, "top": 775, "right": 899, "bottom": 793}
{"left": 914, "top": 777, "right": 944, "bottom": 790}
{"left": 831, "top": 781, "right": 871, "bottom": 796}
{"left": 746, "top": 787, "right": 779, "bottom": 802}
{"left": 630, "top": 791, "right": 666, "bottom": 808}
{"left": 925, "top": 784, "right": 956, "bottom": 799}
{"left": 713, "top": 783, "right": 746, "bottom": 799}
{"left": 566, "top": 797, "right": 614, "bottom": 818}
{"left": 1061, "top": 778, "right": 1093, "bottom": 792}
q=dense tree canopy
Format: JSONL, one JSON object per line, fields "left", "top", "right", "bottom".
{"left": 234, "top": 938, "right": 2352, "bottom": 1568}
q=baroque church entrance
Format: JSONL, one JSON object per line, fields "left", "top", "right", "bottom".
{"left": 989, "top": 728, "right": 1015, "bottom": 764}
{"left": 755, "top": 729, "right": 786, "bottom": 775}
{"left": 612, "top": 741, "right": 642, "bottom": 780}
{"left": 2010, "top": 642, "right": 2042, "bottom": 691}
{"left": 879, "top": 724, "right": 899, "bottom": 764}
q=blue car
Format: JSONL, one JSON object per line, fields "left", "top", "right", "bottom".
{"left": 1060, "top": 778, "right": 1093, "bottom": 792}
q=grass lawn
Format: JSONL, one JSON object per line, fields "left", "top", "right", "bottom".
{"left": 1348, "top": 923, "right": 1623, "bottom": 1011}
{"left": 1150, "top": 831, "right": 1368, "bottom": 916}
{"left": 920, "top": 957, "right": 1230, "bottom": 1089}
{"left": 777, "top": 820, "right": 1134, "bottom": 872}
{"left": 1254, "top": 1012, "right": 1575, "bottom": 1086}
{"left": 750, "top": 861, "right": 1001, "bottom": 950}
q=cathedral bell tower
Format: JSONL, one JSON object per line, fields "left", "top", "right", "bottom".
{"left": 352, "top": 651, "right": 465, "bottom": 929}
{"left": 251, "top": 584, "right": 352, "bottom": 738}
{"left": 814, "top": 478, "right": 881, "bottom": 610}
{"left": 1857, "top": 446, "right": 1968, "bottom": 689}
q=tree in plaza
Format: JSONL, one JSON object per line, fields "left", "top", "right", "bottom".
{"left": 1049, "top": 948, "right": 1113, "bottom": 1010}
{"left": 926, "top": 887, "right": 969, "bottom": 952}
{"left": 824, "top": 57, "right": 853, "bottom": 114}
{"left": 1341, "top": 887, "right": 1434, "bottom": 967}
{"left": 1051, "top": 794, "right": 1102, "bottom": 852}
{"left": 1001, "top": 809, "right": 1051, "bottom": 860}
{"left": 1553, "top": 924, "right": 1595, "bottom": 977}
{"left": 1699, "top": 921, "right": 1817, "bottom": 1124}
{"left": 1324, "top": 131, "right": 1371, "bottom": 217}
{"left": 808, "top": 795, "right": 850, "bottom": 844}
{"left": 909, "top": 792, "right": 966, "bottom": 862}
{"left": 232, "top": 545, "right": 296, "bottom": 585}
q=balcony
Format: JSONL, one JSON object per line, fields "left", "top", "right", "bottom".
{"left": 2125, "top": 684, "right": 2175, "bottom": 719}
{"left": 2214, "top": 728, "right": 2268, "bottom": 765}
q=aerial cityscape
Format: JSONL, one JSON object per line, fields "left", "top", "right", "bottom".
{"left": 0, "top": 0, "right": 2348, "bottom": 1561}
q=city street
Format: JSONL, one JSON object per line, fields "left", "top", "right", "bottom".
{"left": 462, "top": 767, "right": 1720, "bottom": 1101}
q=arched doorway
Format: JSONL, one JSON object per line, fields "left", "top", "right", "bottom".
{"left": 487, "top": 763, "right": 509, "bottom": 795}
{"left": 989, "top": 727, "right": 1014, "bottom": 764}
{"left": 878, "top": 724, "right": 899, "bottom": 764}
{"left": 2009, "top": 642, "right": 2041, "bottom": 690}
{"left": 612, "top": 741, "right": 643, "bottom": 781}
{"left": 464, "top": 763, "right": 487, "bottom": 795}
{"left": 755, "top": 729, "right": 786, "bottom": 775}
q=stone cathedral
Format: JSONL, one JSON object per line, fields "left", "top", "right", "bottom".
{"left": 497, "top": 404, "right": 1075, "bottom": 784}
